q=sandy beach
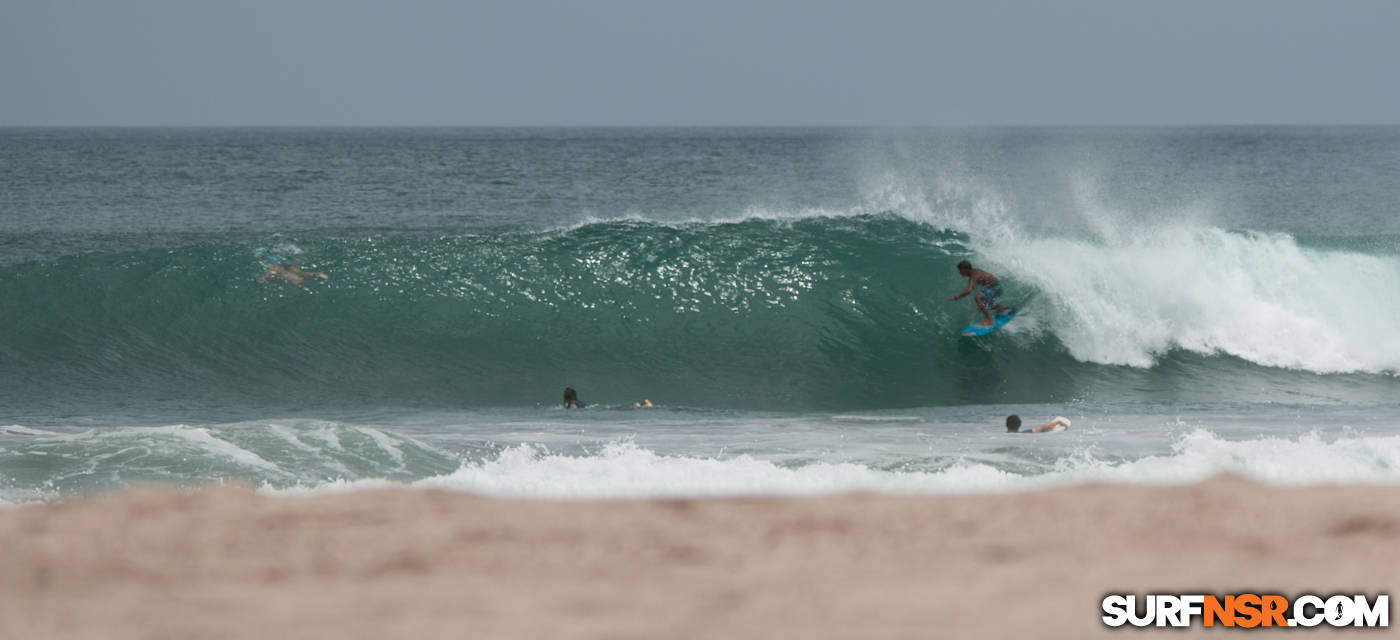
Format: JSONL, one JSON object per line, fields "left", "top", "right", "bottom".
{"left": 2, "top": 476, "right": 1396, "bottom": 639}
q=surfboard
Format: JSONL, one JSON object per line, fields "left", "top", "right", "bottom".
{"left": 960, "top": 309, "right": 1017, "bottom": 337}
{"left": 254, "top": 249, "right": 290, "bottom": 268}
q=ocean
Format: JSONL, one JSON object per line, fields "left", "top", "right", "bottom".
{"left": 2, "top": 126, "right": 1398, "bottom": 503}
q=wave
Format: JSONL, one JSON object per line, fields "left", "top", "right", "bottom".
{"left": 0, "top": 214, "right": 1396, "bottom": 415}
{"left": 7, "top": 423, "right": 1400, "bottom": 502}
{"left": 0, "top": 421, "right": 464, "bottom": 502}
{"left": 392, "top": 430, "right": 1400, "bottom": 498}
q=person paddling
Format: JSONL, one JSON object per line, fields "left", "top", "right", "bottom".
{"left": 1005, "top": 415, "right": 1071, "bottom": 433}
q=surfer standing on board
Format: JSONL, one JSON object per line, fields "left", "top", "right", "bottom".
{"left": 948, "top": 260, "right": 1007, "bottom": 327}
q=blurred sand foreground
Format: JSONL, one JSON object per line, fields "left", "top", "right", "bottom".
{"left": 2, "top": 476, "right": 1396, "bottom": 639}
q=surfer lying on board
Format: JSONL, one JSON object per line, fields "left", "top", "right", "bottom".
{"left": 948, "top": 260, "right": 1007, "bottom": 327}
{"left": 258, "top": 263, "right": 329, "bottom": 286}
{"left": 1005, "top": 415, "right": 1071, "bottom": 433}
{"left": 255, "top": 249, "right": 329, "bottom": 286}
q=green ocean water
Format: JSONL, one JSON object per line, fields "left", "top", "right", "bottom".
{"left": 1, "top": 127, "right": 1398, "bottom": 501}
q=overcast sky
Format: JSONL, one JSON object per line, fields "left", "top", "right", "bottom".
{"left": 3, "top": 0, "right": 1398, "bottom": 126}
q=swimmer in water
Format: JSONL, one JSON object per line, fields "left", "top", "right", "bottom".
{"left": 563, "top": 387, "right": 586, "bottom": 409}
{"left": 1004, "top": 414, "right": 1071, "bottom": 433}
{"left": 255, "top": 249, "right": 328, "bottom": 286}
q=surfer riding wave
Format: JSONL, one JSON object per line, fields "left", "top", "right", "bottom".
{"left": 948, "top": 259, "right": 1009, "bottom": 327}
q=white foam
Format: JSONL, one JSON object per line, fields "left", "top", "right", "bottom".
{"left": 847, "top": 168, "right": 1400, "bottom": 375}
{"left": 261, "top": 430, "right": 1400, "bottom": 500}
{"left": 1045, "top": 428, "right": 1400, "bottom": 487}
{"left": 411, "top": 442, "right": 916, "bottom": 498}
{"left": 356, "top": 426, "right": 406, "bottom": 466}
{"left": 0, "top": 425, "right": 58, "bottom": 436}
{"left": 266, "top": 423, "right": 354, "bottom": 477}
{"left": 73, "top": 425, "right": 287, "bottom": 475}
{"left": 162, "top": 426, "right": 286, "bottom": 474}
{"left": 302, "top": 424, "right": 346, "bottom": 451}
{"left": 990, "top": 225, "right": 1400, "bottom": 373}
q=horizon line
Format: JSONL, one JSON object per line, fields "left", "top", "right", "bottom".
{"left": 4, "top": 122, "right": 1400, "bottom": 129}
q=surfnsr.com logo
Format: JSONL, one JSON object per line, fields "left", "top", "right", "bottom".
{"left": 1101, "top": 593, "right": 1389, "bottom": 628}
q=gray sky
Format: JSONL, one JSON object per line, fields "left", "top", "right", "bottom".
{"left": 3, "top": 0, "right": 1398, "bottom": 126}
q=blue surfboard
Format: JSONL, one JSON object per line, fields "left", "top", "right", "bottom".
{"left": 961, "top": 309, "right": 1017, "bottom": 337}
{"left": 254, "top": 248, "right": 291, "bottom": 268}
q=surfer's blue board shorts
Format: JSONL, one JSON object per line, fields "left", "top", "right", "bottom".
{"left": 979, "top": 283, "right": 1004, "bottom": 306}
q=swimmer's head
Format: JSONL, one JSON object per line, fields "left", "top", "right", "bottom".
{"left": 1005, "top": 415, "right": 1021, "bottom": 432}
